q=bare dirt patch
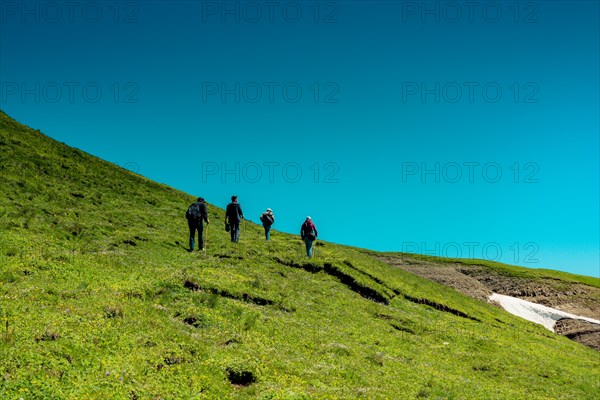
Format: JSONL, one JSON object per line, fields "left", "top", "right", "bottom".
{"left": 378, "top": 255, "right": 600, "bottom": 351}
{"left": 555, "top": 319, "right": 600, "bottom": 351}
{"left": 457, "top": 267, "right": 600, "bottom": 319}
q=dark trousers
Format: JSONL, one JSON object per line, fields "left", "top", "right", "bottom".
{"left": 188, "top": 219, "right": 204, "bottom": 250}
{"left": 230, "top": 221, "right": 240, "bottom": 242}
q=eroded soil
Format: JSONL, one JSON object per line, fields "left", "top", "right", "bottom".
{"left": 378, "top": 255, "right": 600, "bottom": 351}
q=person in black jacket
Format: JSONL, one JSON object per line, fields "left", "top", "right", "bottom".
{"left": 186, "top": 197, "right": 210, "bottom": 251}
{"left": 225, "top": 195, "right": 244, "bottom": 242}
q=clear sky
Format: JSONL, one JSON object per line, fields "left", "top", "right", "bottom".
{"left": 1, "top": 0, "right": 598, "bottom": 277}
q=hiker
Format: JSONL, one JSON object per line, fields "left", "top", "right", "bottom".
{"left": 225, "top": 195, "right": 244, "bottom": 242}
{"left": 259, "top": 208, "right": 275, "bottom": 240}
{"left": 186, "top": 197, "right": 210, "bottom": 251}
{"left": 300, "top": 216, "right": 318, "bottom": 258}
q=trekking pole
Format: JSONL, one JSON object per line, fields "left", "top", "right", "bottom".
{"left": 204, "top": 223, "right": 208, "bottom": 256}
{"left": 243, "top": 219, "right": 247, "bottom": 255}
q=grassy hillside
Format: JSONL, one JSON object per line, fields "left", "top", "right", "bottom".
{"left": 1, "top": 110, "right": 599, "bottom": 399}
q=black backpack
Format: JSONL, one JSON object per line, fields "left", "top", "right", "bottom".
{"left": 227, "top": 203, "right": 242, "bottom": 222}
{"left": 186, "top": 202, "right": 202, "bottom": 220}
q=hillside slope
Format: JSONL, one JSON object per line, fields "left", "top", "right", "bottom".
{"left": 377, "top": 253, "right": 600, "bottom": 350}
{"left": 1, "top": 111, "right": 599, "bottom": 399}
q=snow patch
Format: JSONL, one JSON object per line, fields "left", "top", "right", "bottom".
{"left": 489, "top": 293, "right": 600, "bottom": 331}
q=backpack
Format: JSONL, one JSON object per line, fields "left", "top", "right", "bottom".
{"left": 303, "top": 221, "right": 316, "bottom": 241}
{"left": 227, "top": 203, "right": 242, "bottom": 222}
{"left": 260, "top": 212, "right": 274, "bottom": 225}
{"left": 186, "top": 202, "right": 201, "bottom": 220}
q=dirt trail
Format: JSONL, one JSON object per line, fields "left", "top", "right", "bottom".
{"left": 378, "top": 255, "right": 600, "bottom": 351}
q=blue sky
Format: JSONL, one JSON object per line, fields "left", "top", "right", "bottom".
{"left": 1, "top": 0, "right": 598, "bottom": 277}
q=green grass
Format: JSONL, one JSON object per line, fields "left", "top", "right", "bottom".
{"left": 1, "top": 110, "right": 599, "bottom": 399}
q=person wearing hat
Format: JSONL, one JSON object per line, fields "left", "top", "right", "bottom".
{"left": 259, "top": 208, "right": 275, "bottom": 240}
{"left": 225, "top": 195, "right": 244, "bottom": 242}
{"left": 300, "top": 216, "right": 318, "bottom": 258}
{"left": 185, "top": 197, "right": 210, "bottom": 251}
